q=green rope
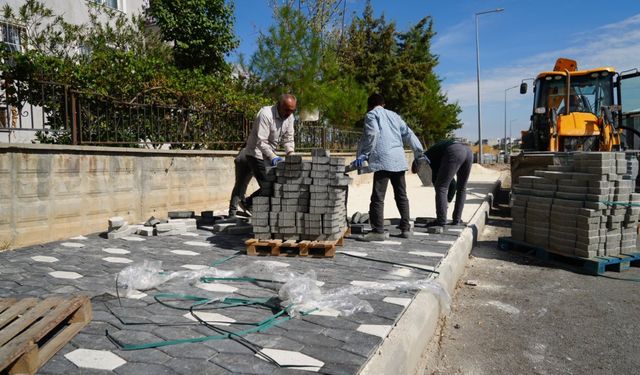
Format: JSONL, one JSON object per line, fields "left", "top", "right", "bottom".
{"left": 601, "top": 201, "right": 640, "bottom": 207}
{"left": 209, "top": 252, "right": 242, "bottom": 267}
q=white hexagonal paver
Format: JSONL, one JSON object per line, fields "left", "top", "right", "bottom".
{"left": 102, "top": 257, "right": 133, "bottom": 264}
{"left": 49, "top": 271, "right": 83, "bottom": 279}
{"left": 413, "top": 231, "right": 429, "bottom": 236}
{"left": 383, "top": 297, "right": 412, "bottom": 307}
{"left": 370, "top": 240, "right": 401, "bottom": 245}
{"left": 65, "top": 348, "right": 126, "bottom": 370}
{"left": 338, "top": 250, "right": 368, "bottom": 257}
{"left": 122, "top": 236, "right": 145, "bottom": 242}
{"left": 196, "top": 282, "right": 238, "bottom": 293}
{"left": 181, "top": 264, "right": 209, "bottom": 270}
{"left": 438, "top": 240, "right": 455, "bottom": 245}
{"left": 409, "top": 251, "right": 445, "bottom": 258}
{"left": 184, "top": 241, "right": 211, "bottom": 247}
{"left": 448, "top": 228, "right": 464, "bottom": 233}
{"left": 31, "top": 255, "right": 59, "bottom": 263}
{"left": 170, "top": 250, "right": 200, "bottom": 256}
{"left": 70, "top": 235, "right": 88, "bottom": 240}
{"left": 180, "top": 232, "right": 199, "bottom": 237}
{"left": 255, "top": 260, "right": 289, "bottom": 268}
{"left": 256, "top": 348, "right": 324, "bottom": 372}
{"left": 405, "top": 263, "right": 435, "bottom": 272}
{"left": 308, "top": 308, "right": 340, "bottom": 317}
{"left": 183, "top": 312, "right": 236, "bottom": 326}
{"left": 61, "top": 242, "right": 85, "bottom": 248}
{"left": 357, "top": 324, "right": 392, "bottom": 338}
{"left": 388, "top": 267, "right": 412, "bottom": 277}
{"left": 126, "top": 290, "right": 147, "bottom": 299}
{"left": 103, "top": 248, "right": 130, "bottom": 254}
{"left": 350, "top": 280, "right": 395, "bottom": 290}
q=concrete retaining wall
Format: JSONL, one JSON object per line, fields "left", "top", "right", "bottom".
{"left": 0, "top": 144, "right": 376, "bottom": 249}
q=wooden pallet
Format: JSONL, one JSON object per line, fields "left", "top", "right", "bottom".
{"left": 498, "top": 236, "right": 640, "bottom": 275}
{"left": 0, "top": 296, "right": 92, "bottom": 375}
{"left": 246, "top": 227, "right": 351, "bottom": 258}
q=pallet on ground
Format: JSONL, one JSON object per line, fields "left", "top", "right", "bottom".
{"left": 498, "top": 236, "right": 640, "bottom": 275}
{"left": 246, "top": 227, "right": 351, "bottom": 257}
{"left": 0, "top": 295, "right": 92, "bottom": 375}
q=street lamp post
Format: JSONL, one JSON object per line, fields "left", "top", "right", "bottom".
{"left": 504, "top": 85, "right": 518, "bottom": 155}
{"left": 475, "top": 8, "right": 504, "bottom": 164}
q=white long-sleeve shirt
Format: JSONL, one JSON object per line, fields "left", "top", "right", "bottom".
{"left": 245, "top": 105, "right": 295, "bottom": 161}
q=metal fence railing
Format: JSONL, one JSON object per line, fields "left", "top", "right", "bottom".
{"left": 0, "top": 78, "right": 361, "bottom": 151}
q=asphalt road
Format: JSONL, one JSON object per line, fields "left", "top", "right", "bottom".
{"left": 422, "top": 195, "right": 640, "bottom": 375}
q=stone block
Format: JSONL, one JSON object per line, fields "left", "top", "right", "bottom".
{"left": 168, "top": 211, "right": 195, "bottom": 219}
{"left": 109, "top": 216, "right": 125, "bottom": 229}
{"left": 107, "top": 224, "right": 136, "bottom": 239}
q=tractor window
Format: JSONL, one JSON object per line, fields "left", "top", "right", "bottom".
{"left": 620, "top": 73, "right": 640, "bottom": 114}
{"left": 569, "top": 72, "right": 613, "bottom": 115}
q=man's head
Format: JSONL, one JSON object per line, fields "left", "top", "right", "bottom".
{"left": 277, "top": 94, "right": 297, "bottom": 119}
{"left": 367, "top": 93, "right": 385, "bottom": 111}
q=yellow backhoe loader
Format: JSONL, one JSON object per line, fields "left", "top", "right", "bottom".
{"left": 511, "top": 58, "right": 640, "bottom": 183}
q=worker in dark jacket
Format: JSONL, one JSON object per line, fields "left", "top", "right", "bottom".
{"left": 414, "top": 140, "right": 473, "bottom": 226}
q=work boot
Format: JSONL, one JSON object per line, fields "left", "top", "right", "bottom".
{"left": 399, "top": 230, "right": 412, "bottom": 239}
{"left": 361, "top": 231, "right": 387, "bottom": 242}
{"left": 425, "top": 220, "right": 446, "bottom": 227}
{"left": 449, "top": 220, "right": 465, "bottom": 226}
{"left": 238, "top": 200, "right": 252, "bottom": 216}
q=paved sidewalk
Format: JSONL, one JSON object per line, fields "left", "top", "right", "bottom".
{"left": 0, "top": 166, "right": 501, "bottom": 374}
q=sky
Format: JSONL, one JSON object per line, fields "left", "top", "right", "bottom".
{"left": 232, "top": 0, "right": 640, "bottom": 142}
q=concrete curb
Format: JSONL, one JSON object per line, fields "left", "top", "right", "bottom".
{"left": 359, "top": 177, "right": 503, "bottom": 375}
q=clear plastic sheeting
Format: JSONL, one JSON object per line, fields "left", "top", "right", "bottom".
{"left": 116, "top": 259, "right": 451, "bottom": 317}
{"left": 279, "top": 270, "right": 451, "bottom": 317}
{"left": 116, "top": 260, "right": 171, "bottom": 297}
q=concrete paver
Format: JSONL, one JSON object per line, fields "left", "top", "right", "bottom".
{"left": 0, "top": 166, "right": 501, "bottom": 374}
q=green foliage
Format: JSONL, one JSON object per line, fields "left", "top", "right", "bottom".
{"left": 249, "top": 4, "right": 366, "bottom": 129}
{"left": 336, "top": 0, "right": 461, "bottom": 143}
{"left": 0, "top": 0, "right": 266, "bottom": 148}
{"left": 146, "top": 0, "right": 238, "bottom": 74}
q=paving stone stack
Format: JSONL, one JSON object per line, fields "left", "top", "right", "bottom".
{"left": 251, "top": 150, "right": 352, "bottom": 241}
{"left": 511, "top": 152, "right": 640, "bottom": 258}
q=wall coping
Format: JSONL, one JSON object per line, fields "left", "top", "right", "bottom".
{"left": 0, "top": 143, "right": 363, "bottom": 157}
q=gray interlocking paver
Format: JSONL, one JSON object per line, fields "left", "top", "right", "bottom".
{"left": 165, "top": 358, "right": 232, "bottom": 375}
{"left": 114, "top": 362, "right": 176, "bottom": 375}
{"left": 211, "top": 353, "right": 279, "bottom": 374}
{"left": 0, "top": 220, "right": 460, "bottom": 374}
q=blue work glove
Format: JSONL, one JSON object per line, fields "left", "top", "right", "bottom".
{"left": 353, "top": 155, "right": 367, "bottom": 168}
{"left": 271, "top": 156, "right": 283, "bottom": 166}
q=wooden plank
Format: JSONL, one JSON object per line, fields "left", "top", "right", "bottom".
{"left": 0, "top": 298, "right": 39, "bottom": 330}
{"left": 0, "top": 297, "right": 62, "bottom": 347}
{"left": 36, "top": 297, "right": 91, "bottom": 369}
{"left": 0, "top": 300, "right": 17, "bottom": 314}
{"left": 1, "top": 296, "right": 91, "bottom": 375}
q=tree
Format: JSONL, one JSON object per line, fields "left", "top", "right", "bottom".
{"left": 0, "top": 0, "right": 267, "bottom": 148}
{"left": 337, "top": 1, "right": 461, "bottom": 143}
{"left": 395, "top": 17, "right": 461, "bottom": 145}
{"left": 250, "top": 5, "right": 324, "bottom": 111}
{"left": 146, "top": 0, "right": 238, "bottom": 74}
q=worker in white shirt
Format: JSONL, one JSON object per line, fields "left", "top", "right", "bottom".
{"left": 240, "top": 94, "right": 296, "bottom": 213}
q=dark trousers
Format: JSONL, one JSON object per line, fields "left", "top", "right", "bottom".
{"left": 434, "top": 143, "right": 473, "bottom": 224}
{"left": 369, "top": 170, "right": 410, "bottom": 233}
{"left": 228, "top": 152, "right": 253, "bottom": 215}
{"left": 245, "top": 155, "right": 268, "bottom": 205}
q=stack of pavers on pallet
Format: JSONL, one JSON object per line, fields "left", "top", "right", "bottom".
{"left": 251, "top": 149, "right": 352, "bottom": 241}
{"left": 512, "top": 152, "right": 640, "bottom": 258}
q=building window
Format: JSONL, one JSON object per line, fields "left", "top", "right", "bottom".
{"left": 1, "top": 22, "right": 23, "bottom": 52}
{"left": 94, "top": 0, "right": 120, "bottom": 10}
